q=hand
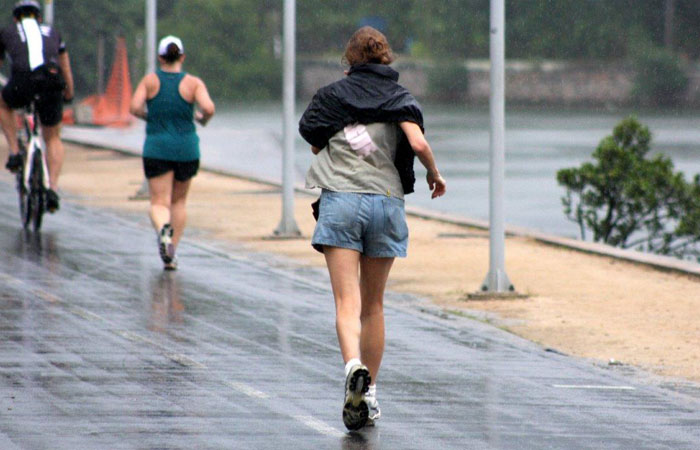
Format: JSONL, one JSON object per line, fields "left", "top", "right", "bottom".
{"left": 427, "top": 171, "right": 446, "bottom": 199}
{"left": 63, "top": 86, "right": 74, "bottom": 103}
{"left": 194, "top": 110, "right": 207, "bottom": 126}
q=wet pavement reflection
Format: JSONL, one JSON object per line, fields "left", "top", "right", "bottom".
{"left": 0, "top": 181, "right": 698, "bottom": 449}
{"left": 148, "top": 273, "right": 184, "bottom": 334}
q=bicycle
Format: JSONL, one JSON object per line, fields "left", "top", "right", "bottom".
{"left": 15, "top": 101, "right": 49, "bottom": 231}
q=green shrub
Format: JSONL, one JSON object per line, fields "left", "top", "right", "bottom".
{"left": 557, "top": 116, "right": 700, "bottom": 260}
{"left": 632, "top": 48, "right": 688, "bottom": 107}
{"left": 427, "top": 62, "right": 469, "bottom": 103}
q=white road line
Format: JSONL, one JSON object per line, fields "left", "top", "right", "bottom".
{"left": 292, "top": 414, "right": 345, "bottom": 438}
{"left": 34, "top": 289, "right": 60, "bottom": 304}
{"left": 164, "top": 353, "right": 208, "bottom": 369}
{"left": 552, "top": 384, "right": 636, "bottom": 390}
{"left": 224, "top": 380, "right": 270, "bottom": 399}
{"left": 114, "top": 330, "right": 208, "bottom": 369}
{"left": 0, "top": 272, "right": 21, "bottom": 285}
{"left": 68, "top": 306, "right": 105, "bottom": 322}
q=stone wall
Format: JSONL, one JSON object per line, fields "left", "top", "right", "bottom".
{"left": 299, "top": 58, "right": 700, "bottom": 107}
{"left": 299, "top": 60, "right": 428, "bottom": 98}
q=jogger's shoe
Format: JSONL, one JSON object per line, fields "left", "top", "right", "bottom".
{"left": 46, "top": 189, "right": 60, "bottom": 213}
{"left": 158, "top": 224, "right": 174, "bottom": 264}
{"left": 342, "top": 364, "right": 371, "bottom": 431}
{"left": 365, "top": 389, "right": 381, "bottom": 426}
{"left": 5, "top": 154, "right": 22, "bottom": 173}
{"left": 164, "top": 256, "right": 178, "bottom": 271}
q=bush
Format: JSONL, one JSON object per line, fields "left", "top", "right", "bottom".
{"left": 557, "top": 116, "right": 700, "bottom": 259}
{"left": 426, "top": 61, "right": 469, "bottom": 103}
{"left": 632, "top": 48, "right": 688, "bottom": 107}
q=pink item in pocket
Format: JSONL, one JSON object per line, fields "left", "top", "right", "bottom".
{"left": 344, "top": 124, "right": 379, "bottom": 158}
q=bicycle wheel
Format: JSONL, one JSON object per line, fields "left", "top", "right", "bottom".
{"left": 28, "top": 150, "right": 45, "bottom": 232}
{"left": 15, "top": 140, "right": 31, "bottom": 228}
{"left": 17, "top": 164, "right": 31, "bottom": 229}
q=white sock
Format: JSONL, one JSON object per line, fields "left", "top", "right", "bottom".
{"left": 344, "top": 358, "right": 362, "bottom": 377}
{"left": 367, "top": 384, "right": 377, "bottom": 398}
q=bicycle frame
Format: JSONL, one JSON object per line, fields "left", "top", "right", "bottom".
{"left": 20, "top": 112, "right": 49, "bottom": 193}
{"left": 16, "top": 103, "right": 49, "bottom": 231}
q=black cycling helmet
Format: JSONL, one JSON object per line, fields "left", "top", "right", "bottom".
{"left": 13, "top": 0, "right": 41, "bottom": 19}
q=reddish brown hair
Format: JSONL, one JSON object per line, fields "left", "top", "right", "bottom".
{"left": 342, "top": 26, "right": 395, "bottom": 66}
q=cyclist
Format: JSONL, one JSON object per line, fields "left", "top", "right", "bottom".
{"left": 0, "top": 0, "right": 74, "bottom": 212}
{"left": 130, "top": 36, "right": 215, "bottom": 270}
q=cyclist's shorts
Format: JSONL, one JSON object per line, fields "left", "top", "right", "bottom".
{"left": 2, "top": 71, "right": 64, "bottom": 127}
{"left": 143, "top": 157, "right": 199, "bottom": 182}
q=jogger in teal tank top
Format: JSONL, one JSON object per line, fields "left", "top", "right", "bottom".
{"left": 130, "top": 35, "right": 215, "bottom": 271}
{"left": 143, "top": 69, "right": 199, "bottom": 162}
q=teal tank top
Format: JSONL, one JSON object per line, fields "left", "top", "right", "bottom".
{"left": 143, "top": 69, "right": 199, "bottom": 161}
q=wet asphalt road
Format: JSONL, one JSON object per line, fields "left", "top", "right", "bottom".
{"left": 0, "top": 181, "right": 699, "bottom": 450}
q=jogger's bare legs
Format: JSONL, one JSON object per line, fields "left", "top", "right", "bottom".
{"left": 324, "top": 246, "right": 394, "bottom": 382}
{"left": 325, "top": 247, "right": 362, "bottom": 363}
{"left": 148, "top": 171, "right": 174, "bottom": 232}
{"left": 359, "top": 254, "right": 393, "bottom": 383}
{"left": 170, "top": 178, "right": 192, "bottom": 250}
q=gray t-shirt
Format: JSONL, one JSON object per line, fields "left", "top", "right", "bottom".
{"left": 305, "top": 122, "right": 404, "bottom": 199}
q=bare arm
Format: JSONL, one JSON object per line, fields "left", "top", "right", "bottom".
{"left": 129, "top": 76, "right": 150, "bottom": 121}
{"left": 193, "top": 78, "right": 215, "bottom": 126}
{"left": 399, "top": 121, "right": 446, "bottom": 199}
{"left": 58, "top": 51, "right": 74, "bottom": 101}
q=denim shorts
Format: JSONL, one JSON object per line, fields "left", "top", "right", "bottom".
{"left": 311, "top": 190, "right": 408, "bottom": 258}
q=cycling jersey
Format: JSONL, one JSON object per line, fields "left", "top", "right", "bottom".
{"left": 0, "top": 18, "right": 67, "bottom": 126}
{"left": 0, "top": 19, "right": 66, "bottom": 73}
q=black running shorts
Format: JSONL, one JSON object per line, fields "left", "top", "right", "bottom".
{"left": 2, "top": 71, "right": 64, "bottom": 126}
{"left": 143, "top": 157, "right": 199, "bottom": 182}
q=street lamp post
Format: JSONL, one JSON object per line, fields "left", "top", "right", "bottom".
{"left": 131, "top": 0, "right": 157, "bottom": 201}
{"left": 146, "top": 0, "right": 156, "bottom": 75}
{"left": 480, "top": 0, "right": 514, "bottom": 293}
{"left": 43, "top": 0, "right": 53, "bottom": 25}
{"left": 274, "top": 0, "right": 301, "bottom": 237}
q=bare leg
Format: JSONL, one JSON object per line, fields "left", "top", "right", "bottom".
{"left": 324, "top": 247, "right": 362, "bottom": 364}
{"left": 359, "top": 255, "right": 394, "bottom": 384}
{"left": 147, "top": 171, "right": 174, "bottom": 232}
{"left": 0, "top": 98, "right": 19, "bottom": 155}
{"left": 42, "top": 124, "right": 63, "bottom": 190}
{"left": 170, "top": 178, "right": 192, "bottom": 251}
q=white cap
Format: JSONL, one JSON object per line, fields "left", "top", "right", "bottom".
{"left": 158, "top": 35, "right": 184, "bottom": 56}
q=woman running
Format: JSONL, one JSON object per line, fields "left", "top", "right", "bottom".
{"left": 299, "top": 26, "right": 446, "bottom": 430}
{"left": 130, "top": 35, "right": 215, "bottom": 270}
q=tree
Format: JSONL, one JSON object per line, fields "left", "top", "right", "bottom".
{"left": 557, "top": 116, "right": 700, "bottom": 259}
{"left": 158, "top": 0, "right": 281, "bottom": 100}
{"left": 0, "top": 1, "right": 698, "bottom": 101}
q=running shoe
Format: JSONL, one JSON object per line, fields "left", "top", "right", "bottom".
{"left": 158, "top": 224, "right": 174, "bottom": 264}
{"left": 365, "top": 390, "right": 381, "bottom": 426}
{"left": 164, "top": 256, "right": 178, "bottom": 271}
{"left": 342, "top": 363, "right": 371, "bottom": 431}
{"left": 5, "top": 153, "right": 22, "bottom": 173}
{"left": 46, "top": 189, "right": 60, "bottom": 213}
